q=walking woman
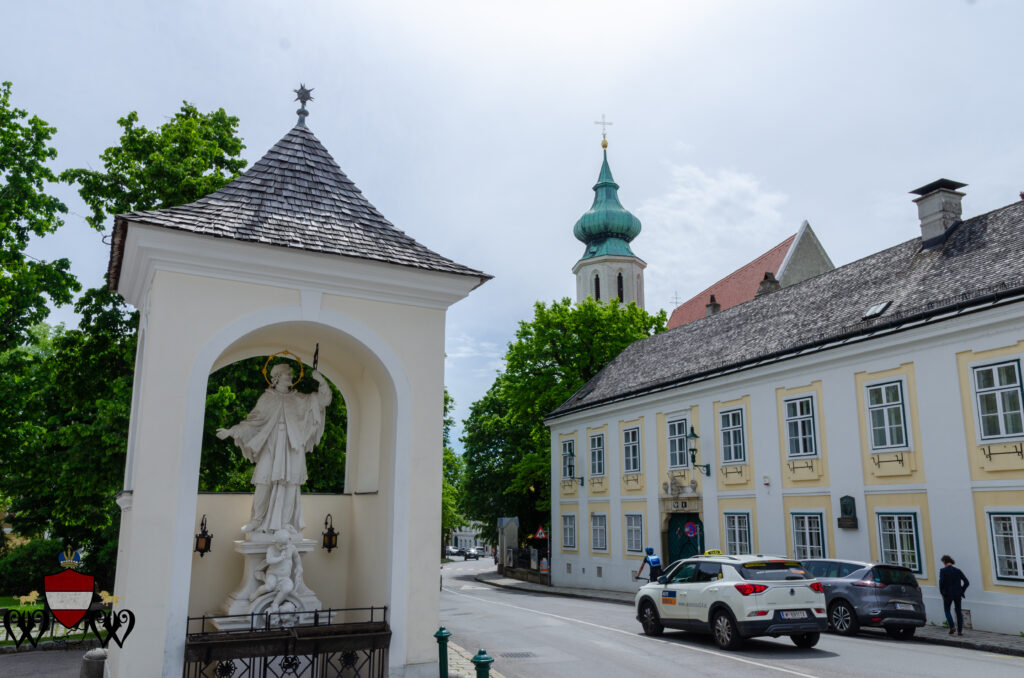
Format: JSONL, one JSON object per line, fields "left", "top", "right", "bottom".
{"left": 938, "top": 555, "right": 970, "bottom": 636}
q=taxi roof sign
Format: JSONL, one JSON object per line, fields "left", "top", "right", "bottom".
{"left": 704, "top": 548, "right": 723, "bottom": 555}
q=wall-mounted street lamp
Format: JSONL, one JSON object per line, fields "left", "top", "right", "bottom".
{"left": 687, "top": 426, "right": 711, "bottom": 477}
{"left": 194, "top": 514, "right": 213, "bottom": 557}
{"left": 566, "top": 447, "right": 584, "bottom": 485}
{"left": 322, "top": 514, "right": 339, "bottom": 553}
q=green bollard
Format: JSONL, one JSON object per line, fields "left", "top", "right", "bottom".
{"left": 434, "top": 626, "right": 451, "bottom": 677}
{"left": 471, "top": 648, "right": 494, "bottom": 677}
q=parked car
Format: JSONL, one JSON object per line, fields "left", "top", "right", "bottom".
{"left": 444, "top": 545, "right": 459, "bottom": 557}
{"left": 801, "top": 559, "right": 925, "bottom": 639}
{"left": 464, "top": 547, "right": 480, "bottom": 560}
{"left": 635, "top": 554, "right": 827, "bottom": 650}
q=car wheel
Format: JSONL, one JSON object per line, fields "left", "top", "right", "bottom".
{"left": 638, "top": 600, "right": 663, "bottom": 637}
{"left": 791, "top": 632, "right": 820, "bottom": 649}
{"left": 885, "top": 625, "right": 916, "bottom": 640}
{"left": 828, "top": 601, "right": 859, "bottom": 635}
{"left": 712, "top": 610, "right": 743, "bottom": 650}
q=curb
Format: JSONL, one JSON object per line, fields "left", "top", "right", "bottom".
{"left": 476, "top": 574, "right": 634, "bottom": 607}
{"left": 475, "top": 574, "right": 1024, "bottom": 658}
{"left": 911, "top": 631, "right": 1024, "bottom": 658}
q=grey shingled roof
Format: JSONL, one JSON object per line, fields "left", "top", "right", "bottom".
{"left": 550, "top": 200, "right": 1024, "bottom": 418}
{"left": 108, "top": 124, "right": 489, "bottom": 288}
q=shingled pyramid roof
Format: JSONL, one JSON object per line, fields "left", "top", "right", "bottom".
{"left": 108, "top": 124, "right": 488, "bottom": 289}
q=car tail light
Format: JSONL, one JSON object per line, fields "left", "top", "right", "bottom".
{"left": 814, "top": 608, "right": 825, "bottom": 614}
{"left": 853, "top": 579, "right": 886, "bottom": 588}
{"left": 747, "top": 610, "right": 770, "bottom": 617}
{"left": 810, "top": 582, "right": 824, "bottom": 593}
{"left": 734, "top": 583, "right": 769, "bottom": 596}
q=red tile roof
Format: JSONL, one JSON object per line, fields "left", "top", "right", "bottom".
{"left": 667, "top": 235, "right": 796, "bottom": 329}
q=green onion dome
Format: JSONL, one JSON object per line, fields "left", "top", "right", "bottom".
{"left": 573, "top": 146, "right": 642, "bottom": 259}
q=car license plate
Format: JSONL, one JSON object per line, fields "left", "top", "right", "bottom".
{"left": 780, "top": 611, "right": 807, "bottom": 620}
{"left": 896, "top": 603, "right": 914, "bottom": 611}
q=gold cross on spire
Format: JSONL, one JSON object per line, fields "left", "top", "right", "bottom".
{"left": 594, "top": 114, "right": 613, "bottom": 148}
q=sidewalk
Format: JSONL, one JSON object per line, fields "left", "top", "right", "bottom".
{"left": 475, "top": 571, "right": 1024, "bottom": 658}
{"left": 448, "top": 639, "right": 507, "bottom": 678}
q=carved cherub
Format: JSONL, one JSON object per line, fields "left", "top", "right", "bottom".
{"left": 253, "top": 530, "right": 303, "bottom": 613}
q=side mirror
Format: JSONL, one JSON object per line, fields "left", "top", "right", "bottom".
{"left": 657, "top": 576, "right": 667, "bottom": 585}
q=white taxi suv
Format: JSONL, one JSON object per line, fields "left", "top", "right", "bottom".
{"left": 635, "top": 554, "right": 828, "bottom": 650}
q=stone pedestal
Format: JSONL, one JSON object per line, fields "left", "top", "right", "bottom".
{"left": 213, "top": 534, "right": 322, "bottom": 631}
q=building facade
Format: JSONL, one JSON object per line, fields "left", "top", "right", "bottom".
{"left": 547, "top": 180, "right": 1024, "bottom": 633}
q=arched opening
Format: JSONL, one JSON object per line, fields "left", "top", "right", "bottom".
{"left": 593, "top": 273, "right": 601, "bottom": 301}
{"left": 617, "top": 272, "right": 624, "bottom": 302}
{"left": 184, "top": 318, "right": 400, "bottom": 620}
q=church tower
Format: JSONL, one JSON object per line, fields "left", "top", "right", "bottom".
{"left": 572, "top": 135, "right": 646, "bottom": 308}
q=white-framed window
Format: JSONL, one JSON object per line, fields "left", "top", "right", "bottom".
{"left": 784, "top": 395, "right": 818, "bottom": 457}
{"left": 667, "top": 418, "right": 689, "bottom": 468}
{"left": 591, "top": 513, "right": 608, "bottom": 551}
{"left": 724, "top": 512, "right": 751, "bottom": 555}
{"left": 561, "top": 439, "right": 575, "bottom": 479}
{"left": 989, "top": 512, "right": 1024, "bottom": 581}
{"left": 792, "top": 512, "right": 826, "bottom": 559}
{"left": 720, "top": 409, "right": 746, "bottom": 463}
{"left": 590, "top": 434, "right": 605, "bottom": 476}
{"left": 974, "top": 361, "right": 1024, "bottom": 440}
{"left": 877, "top": 512, "right": 922, "bottom": 574}
{"left": 625, "top": 513, "right": 643, "bottom": 552}
{"left": 562, "top": 514, "right": 576, "bottom": 549}
{"left": 623, "top": 427, "right": 641, "bottom": 474}
{"left": 867, "top": 381, "right": 909, "bottom": 450}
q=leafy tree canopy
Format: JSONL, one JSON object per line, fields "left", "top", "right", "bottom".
{"left": 62, "top": 102, "right": 246, "bottom": 230}
{"left": 461, "top": 297, "right": 666, "bottom": 542}
{"left": 440, "top": 389, "right": 464, "bottom": 545}
{"left": 0, "top": 81, "right": 77, "bottom": 350}
{"left": 0, "top": 101, "right": 249, "bottom": 588}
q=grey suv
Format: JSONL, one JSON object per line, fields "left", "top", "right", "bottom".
{"left": 802, "top": 559, "right": 925, "bottom": 639}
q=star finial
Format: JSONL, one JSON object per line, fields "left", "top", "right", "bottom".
{"left": 294, "top": 84, "right": 314, "bottom": 126}
{"left": 594, "top": 114, "right": 613, "bottom": 149}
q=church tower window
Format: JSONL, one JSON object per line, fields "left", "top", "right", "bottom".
{"left": 594, "top": 274, "right": 601, "bottom": 300}
{"left": 617, "top": 272, "right": 624, "bottom": 302}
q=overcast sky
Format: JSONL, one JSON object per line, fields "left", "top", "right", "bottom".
{"left": 8, "top": 0, "right": 1023, "bottom": 448}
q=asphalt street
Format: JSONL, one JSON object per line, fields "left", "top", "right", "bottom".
{"left": 441, "top": 559, "right": 1024, "bottom": 678}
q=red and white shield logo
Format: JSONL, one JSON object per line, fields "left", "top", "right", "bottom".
{"left": 44, "top": 569, "right": 95, "bottom": 628}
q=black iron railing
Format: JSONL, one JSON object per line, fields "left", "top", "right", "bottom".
{"left": 183, "top": 607, "right": 389, "bottom": 678}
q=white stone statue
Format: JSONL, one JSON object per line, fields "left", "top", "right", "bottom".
{"left": 253, "top": 529, "right": 303, "bottom": 613}
{"left": 217, "top": 363, "right": 332, "bottom": 536}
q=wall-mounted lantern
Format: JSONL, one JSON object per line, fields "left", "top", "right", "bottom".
{"left": 687, "top": 426, "right": 711, "bottom": 477}
{"left": 322, "top": 514, "right": 339, "bottom": 552}
{"left": 194, "top": 514, "right": 213, "bottom": 557}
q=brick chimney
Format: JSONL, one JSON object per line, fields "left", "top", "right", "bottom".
{"left": 911, "top": 179, "right": 966, "bottom": 243}
{"left": 755, "top": 272, "right": 781, "bottom": 297}
{"left": 705, "top": 294, "right": 721, "bottom": 316}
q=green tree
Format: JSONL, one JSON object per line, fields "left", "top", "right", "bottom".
{"left": 440, "top": 389, "right": 463, "bottom": 550}
{"left": 62, "top": 103, "right": 246, "bottom": 229}
{"left": 461, "top": 297, "right": 666, "bottom": 542}
{"left": 0, "top": 81, "right": 78, "bottom": 350}
{"left": 0, "top": 289, "right": 136, "bottom": 587}
{"left": 0, "top": 102, "right": 249, "bottom": 588}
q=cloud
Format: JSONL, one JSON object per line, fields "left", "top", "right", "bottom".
{"left": 637, "top": 164, "right": 790, "bottom": 313}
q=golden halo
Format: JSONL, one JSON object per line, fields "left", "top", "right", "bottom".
{"left": 262, "top": 351, "right": 305, "bottom": 389}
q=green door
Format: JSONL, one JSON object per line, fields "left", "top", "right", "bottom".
{"left": 668, "top": 513, "right": 704, "bottom": 564}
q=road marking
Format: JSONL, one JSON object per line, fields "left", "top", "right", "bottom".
{"left": 446, "top": 588, "right": 820, "bottom": 678}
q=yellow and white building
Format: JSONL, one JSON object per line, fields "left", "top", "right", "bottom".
{"left": 547, "top": 179, "right": 1024, "bottom": 633}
